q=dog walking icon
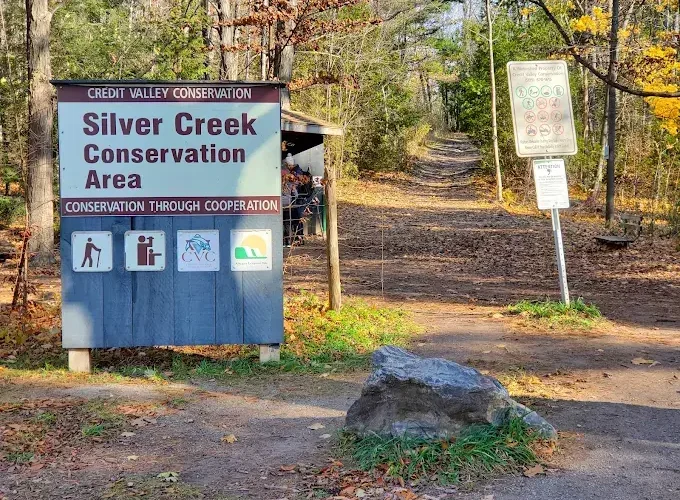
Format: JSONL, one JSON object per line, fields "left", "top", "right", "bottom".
{"left": 81, "top": 238, "right": 101, "bottom": 268}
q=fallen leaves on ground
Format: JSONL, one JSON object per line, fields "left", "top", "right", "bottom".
{"left": 221, "top": 433, "right": 238, "bottom": 443}
{"left": 631, "top": 358, "right": 659, "bottom": 366}
{"left": 523, "top": 464, "right": 545, "bottom": 477}
{"left": 130, "top": 416, "right": 157, "bottom": 427}
{"left": 300, "top": 458, "right": 433, "bottom": 500}
{"left": 156, "top": 471, "right": 179, "bottom": 482}
{"left": 0, "top": 398, "right": 131, "bottom": 469}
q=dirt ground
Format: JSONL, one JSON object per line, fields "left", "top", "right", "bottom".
{"left": 1, "top": 135, "right": 680, "bottom": 499}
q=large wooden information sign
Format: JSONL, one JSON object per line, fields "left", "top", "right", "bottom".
{"left": 55, "top": 81, "right": 284, "bottom": 349}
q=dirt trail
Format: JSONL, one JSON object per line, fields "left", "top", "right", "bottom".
{"left": 382, "top": 136, "right": 680, "bottom": 499}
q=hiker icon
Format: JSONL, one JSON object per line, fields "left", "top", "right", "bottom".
{"left": 72, "top": 232, "right": 112, "bottom": 273}
{"left": 137, "top": 235, "right": 162, "bottom": 266}
{"left": 81, "top": 238, "right": 101, "bottom": 268}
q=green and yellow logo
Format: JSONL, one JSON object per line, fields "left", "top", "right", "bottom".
{"left": 234, "top": 234, "right": 268, "bottom": 260}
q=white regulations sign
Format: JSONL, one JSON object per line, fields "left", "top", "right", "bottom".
{"left": 533, "top": 159, "right": 570, "bottom": 210}
{"left": 507, "top": 61, "right": 577, "bottom": 157}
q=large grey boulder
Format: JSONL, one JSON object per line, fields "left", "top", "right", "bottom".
{"left": 345, "top": 346, "right": 556, "bottom": 440}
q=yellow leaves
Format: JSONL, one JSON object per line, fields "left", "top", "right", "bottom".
{"left": 520, "top": 7, "right": 536, "bottom": 17}
{"left": 633, "top": 44, "right": 680, "bottom": 136}
{"left": 570, "top": 7, "right": 609, "bottom": 36}
{"left": 645, "top": 45, "right": 677, "bottom": 61}
{"left": 645, "top": 96, "right": 680, "bottom": 136}
{"left": 654, "top": 0, "right": 679, "bottom": 12}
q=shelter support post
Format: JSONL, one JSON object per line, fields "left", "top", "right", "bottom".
{"left": 325, "top": 163, "right": 341, "bottom": 310}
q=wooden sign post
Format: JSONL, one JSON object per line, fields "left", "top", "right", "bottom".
{"left": 54, "top": 81, "right": 284, "bottom": 371}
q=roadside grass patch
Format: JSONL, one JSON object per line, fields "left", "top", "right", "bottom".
{"left": 339, "top": 419, "right": 546, "bottom": 484}
{"left": 282, "top": 292, "right": 417, "bottom": 364}
{"left": 0, "top": 292, "right": 419, "bottom": 380}
{"left": 507, "top": 298, "right": 604, "bottom": 329}
{"left": 1, "top": 398, "right": 128, "bottom": 465}
{"left": 80, "top": 400, "right": 126, "bottom": 438}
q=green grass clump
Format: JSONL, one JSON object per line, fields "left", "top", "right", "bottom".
{"left": 33, "top": 411, "right": 57, "bottom": 425}
{"left": 340, "top": 419, "right": 543, "bottom": 484}
{"left": 283, "top": 291, "right": 419, "bottom": 363}
{"left": 5, "top": 451, "right": 34, "bottom": 464}
{"left": 82, "top": 423, "right": 106, "bottom": 437}
{"left": 507, "top": 298, "right": 603, "bottom": 329}
{"left": 80, "top": 400, "right": 126, "bottom": 438}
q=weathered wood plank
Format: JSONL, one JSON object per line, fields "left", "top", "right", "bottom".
{"left": 242, "top": 215, "right": 284, "bottom": 344}
{"left": 215, "top": 216, "right": 243, "bottom": 344}
{"left": 101, "top": 217, "right": 133, "bottom": 347}
{"left": 173, "top": 217, "right": 216, "bottom": 345}
{"left": 61, "top": 217, "right": 104, "bottom": 348}
{"left": 132, "top": 217, "right": 174, "bottom": 346}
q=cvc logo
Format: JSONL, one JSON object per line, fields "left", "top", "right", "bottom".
{"left": 181, "top": 233, "right": 217, "bottom": 262}
{"left": 177, "top": 230, "right": 220, "bottom": 272}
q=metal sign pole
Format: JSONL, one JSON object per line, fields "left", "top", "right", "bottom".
{"left": 550, "top": 207, "right": 570, "bottom": 305}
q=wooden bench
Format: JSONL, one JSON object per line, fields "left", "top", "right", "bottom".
{"left": 595, "top": 213, "right": 643, "bottom": 247}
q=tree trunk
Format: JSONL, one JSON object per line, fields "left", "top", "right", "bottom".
{"left": 605, "top": 0, "right": 620, "bottom": 224}
{"left": 486, "top": 0, "right": 502, "bottom": 202}
{"left": 218, "top": 0, "right": 237, "bottom": 80}
{"left": 591, "top": 90, "right": 608, "bottom": 200}
{"left": 260, "top": 0, "right": 268, "bottom": 80}
{"left": 202, "top": 0, "right": 211, "bottom": 79}
{"left": 582, "top": 62, "right": 590, "bottom": 142}
{"left": 277, "top": 0, "right": 296, "bottom": 109}
{"left": 26, "top": 0, "right": 54, "bottom": 264}
{"left": 244, "top": 24, "right": 250, "bottom": 80}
